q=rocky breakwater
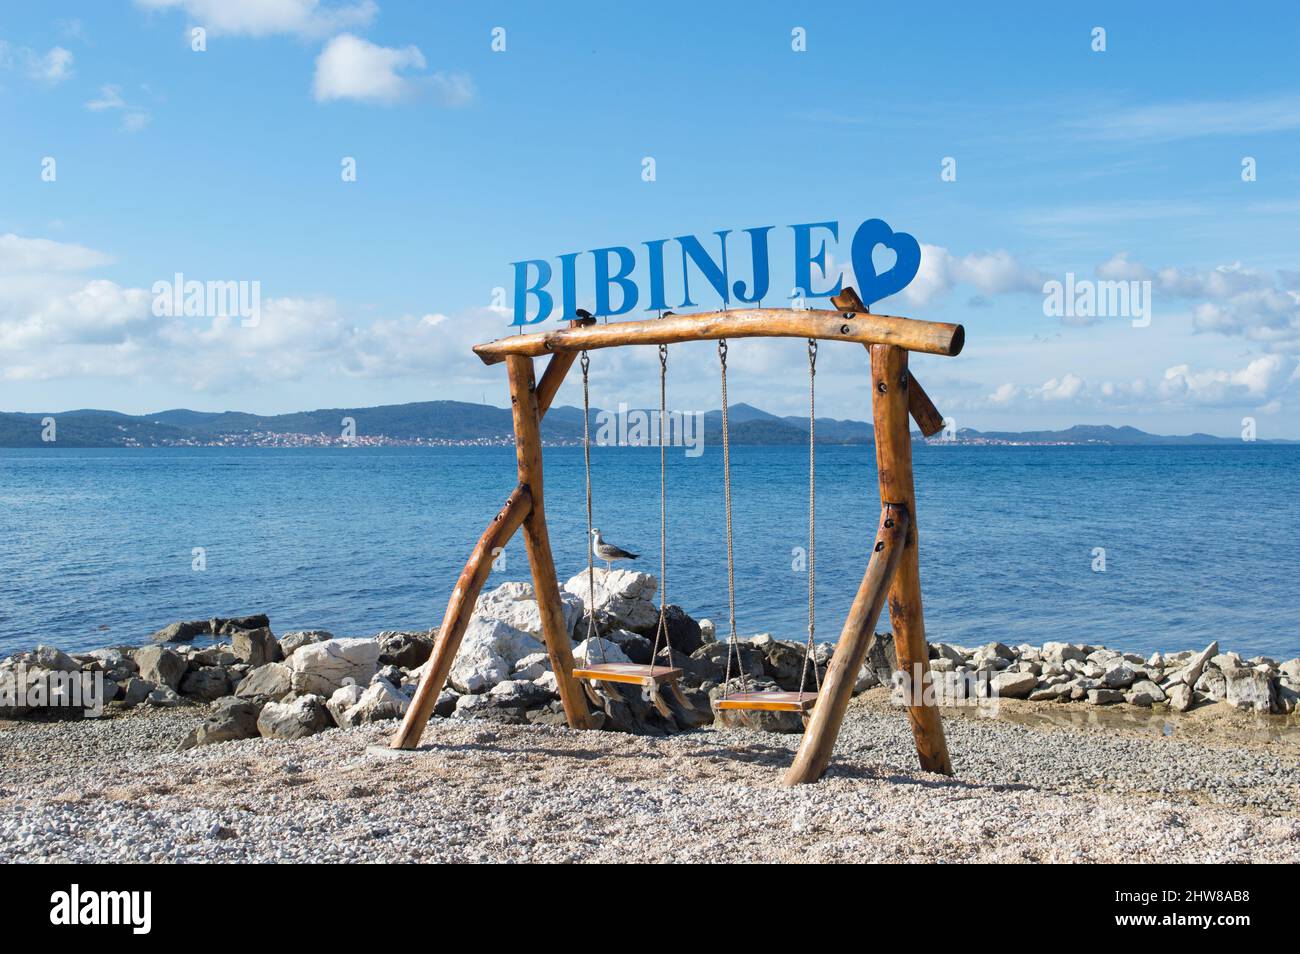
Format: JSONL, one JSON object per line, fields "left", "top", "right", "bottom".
{"left": 918, "top": 638, "right": 1299, "bottom": 715}
{"left": 3, "top": 577, "right": 1294, "bottom": 748}
{"left": 0, "top": 569, "right": 840, "bottom": 745}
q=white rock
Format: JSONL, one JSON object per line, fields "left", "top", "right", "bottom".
{"left": 1224, "top": 668, "right": 1274, "bottom": 713}
{"left": 1102, "top": 663, "right": 1137, "bottom": 689}
{"left": 24, "top": 645, "right": 80, "bottom": 672}
{"left": 474, "top": 580, "right": 583, "bottom": 640}
{"left": 698, "top": 618, "right": 716, "bottom": 643}
{"left": 563, "top": 567, "right": 659, "bottom": 633}
{"left": 572, "top": 637, "right": 630, "bottom": 666}
{"left": 290, "top": 638, "right": 381, "bottom": 697}
{"left": 1087, "top": 688, "right": 1124, "bottom": 705}
{"left": 511, "top": 652, "right": 551, "bottom": 682}
{"left": 1196, "top": 667, "right": 1228, "bottom": 702}
{"left": 1179, "top": 641, "right": 1219, "bottom": 687}
{"left": 1167, "top": 683, "right": 1195, "bottom": 712}
{"left": 534, "top": 670, "right": 559, "bottom": 693}
{"left": 1028, "top": 682, "right": 1073, "bottom": 702}
{"left": 338, "top": 680, "right": 410, "bottom": 726}
{"left": 932, "top": 643, "right": 967, "bottom": 665}
{"left": 1280, "top": 658, "right": 1300, "bottom": 682}
{"left": 1042, "top": 641, "right": 1088, "bottom": 666}
{"left": 853, "top": 665, "right": 880, "bottom": 694}
{"left": 1275, "top": 682, "right": 1299, "bottom": 715}
{"left": 144, "top": 685, "right": 185, "bottom": 707}
{"left": 257, "top": 694, "right": 331, "bottom": 739}
{"left": 1125, "top": 680, "right": 1165, "bottom": 707}
{"left": 326, "top": 684, "right": 365, "bottom": 726}
{"left": 990, "top": 670, "right": 1037, "bottom": 699}
{"left": 234, "top": 661, "right": 293, "bottom": 702}
{"left": 1210, "top": 652, "right": 1242, "bottom": 672}
{"left": 448, "top": 617, "right": 542, "bottom": 694}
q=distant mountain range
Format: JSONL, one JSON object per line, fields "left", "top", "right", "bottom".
{"left": 0, "top": 401, "right": 1291, "bottom": 447}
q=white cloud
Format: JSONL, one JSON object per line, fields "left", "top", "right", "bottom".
{"left": 313, "top": 34, "right": 426, "bottom": 104}
{"left": 900, "top": 245, "right": 1046, "bottom": 307}
{"left": 431, "top": 71, "right": 475, "bottom": 108}
{"left": 0, "top": 42, "right": 75, "bottom": 84}
{"left": 0, "top": 234, "right": 114, "bottom": 272}
{"left": 29, "top": 46, "right": 74, "bottom": 83}
{"left": 1070, "top": 93, "right": 1300, "bottom": 143}
{"left": 0, "top": 233, "right": 494, "bottom": 392}
{"left": 1095, "top": 256, "right": 1300, "bottom": 352}
{"left": 135, "top": 0, "right": 377, "bottom": 39}
{"left": 983, "top": 355, "right": 1297, "bottom": 413}
{"left": 84, "top": 84, "right": 152, "bottom": 132}
{"left": 85, "top": 84, "right": 126, "bottom": 111}
{"left": 1160, "top": 356, "right": 1291, "bottom": 404}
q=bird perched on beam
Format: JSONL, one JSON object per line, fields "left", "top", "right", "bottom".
{"left": 590, "top": 528, "right": 638, "bottom": 572}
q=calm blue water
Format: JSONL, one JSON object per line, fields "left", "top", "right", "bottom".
{"left": 1, "top": 445, "right": 1296, "bottom": 659}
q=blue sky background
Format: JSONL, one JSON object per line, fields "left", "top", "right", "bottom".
{"left": 2, "top": 1, "right": 1299, "bottom": 436}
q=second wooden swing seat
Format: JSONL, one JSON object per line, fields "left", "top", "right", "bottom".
{"left": 389, "top": 287, "right": 961, "bottom": 784}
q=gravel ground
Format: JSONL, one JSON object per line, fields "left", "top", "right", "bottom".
{"left": 2, "top": 691, "right": 1298, "bottom": 863}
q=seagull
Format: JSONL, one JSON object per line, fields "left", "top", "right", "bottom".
{"left": 590, "top": 528, "right": 638, "bottom": 572}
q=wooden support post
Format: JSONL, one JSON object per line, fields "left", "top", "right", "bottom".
{"left": 390, "top": 488, "right": 531, "bottom": 748}
{"left": 505, "top": 354, "right": 593, "bottom": 730}
{"left": 905, "top": 373, "right": 946, "bottom": 438}
{"left": 869, "top": 344, "right": 954, "bottom": 774}
{"left": 784, "top": 503, "right": 909, "bottom": 784}
{"left": 389, "top": 336, "right": 588, "bottom": 750}
{"left": 831, "top": 288, "right": 947, "bottom": 438}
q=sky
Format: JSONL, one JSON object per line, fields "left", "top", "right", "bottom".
{"left": 2, "top": 0, "right": 1299, "bottom": 437}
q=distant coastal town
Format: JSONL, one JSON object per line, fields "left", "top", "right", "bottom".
{"left": 124, "top": 432, "right": 521, "bottom": 449}
{"left": 115, "top": 431, "right": 1195, "bottom": 449}
{"left": 1, "top": 399, "right": 1285, "bottom": 448}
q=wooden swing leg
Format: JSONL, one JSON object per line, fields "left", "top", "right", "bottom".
{"left": 390, "top": 488, "right": 531, "bottom": 749}
{"left": 390, "top": 343, "right": 587, "bottom": 750}
{"left": 783, "top": 503, "right": 909, "bottom": 785}
{"left": 869, "top": 344, "right": 954, "bottom": 775}
{"left": 505, "top": 355, "right": 593, "bottom": 731}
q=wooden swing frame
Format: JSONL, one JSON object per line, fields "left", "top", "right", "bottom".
{"left": 390, "top": 288, "right": 960, "bottom": 783}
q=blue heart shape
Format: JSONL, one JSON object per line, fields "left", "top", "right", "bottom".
{"left": 850, "top": 218, "right": 921, "bottom": 307}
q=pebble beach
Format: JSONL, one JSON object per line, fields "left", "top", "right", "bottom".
{"left": 4, "top": 690, "right": 1297, "bottom": 863}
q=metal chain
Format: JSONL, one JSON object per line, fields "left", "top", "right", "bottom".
{"left": 579, "top": 351, "right": 605, "bottom": 665}
{"left": 718, "top": 339, "right": 746, "bottom": 697}
{"left": 799, "top": 339, "right": 820, "bottom": 701}
{"left": 648, "top": 344, "right": 672, "bottom": 676}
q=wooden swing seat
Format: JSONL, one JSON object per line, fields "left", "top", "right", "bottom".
{"left": 716, "top": 690, "right": 818, "bottom": 713}
{"left": 571, "top": 662, "right": 683, "bottom": 685}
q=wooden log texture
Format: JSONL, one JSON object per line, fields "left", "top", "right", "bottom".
{"left": 474, "top": 308, "right": 964, "bottom": 364}
{"left": 869, "top": 344, "right": 954, "bottom": 775}
{"left": 831, "top": 287, "right": 949, "bottom": 438}
{"left": 390, "top": 487, "right": 531, "bottom": 749}
{"left": 389, "top": 332, "right": 587, "bottom": 749}
{"left": 906, "top": 372, "right": 946, "bottom": 438}
{"left": 783, "top": 503, "right": 909, "bottom": 784}
{"left": 505, "top": 355, "right": 592, "bottom": 729}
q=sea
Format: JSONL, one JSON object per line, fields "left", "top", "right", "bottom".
{"left": 1, "top": 443, "right": 1296, "bottom": 660}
